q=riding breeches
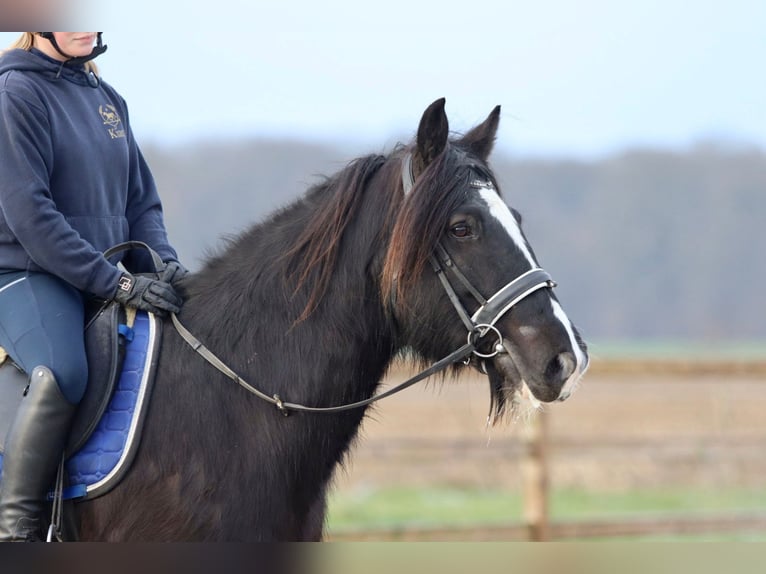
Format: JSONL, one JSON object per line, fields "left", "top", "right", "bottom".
{"left": 0, "top": 271, "right": 87, "bottom": 404}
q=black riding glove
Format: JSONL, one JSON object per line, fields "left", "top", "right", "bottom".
{"left": 113, "top": 273, "right": 182, "bottom": 316}
{"left": 160, "top": 260, "right": 188, "bottom": 286}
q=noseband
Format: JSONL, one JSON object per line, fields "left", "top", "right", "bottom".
{"left": 402, "top": 153, "right": 556, "bottom": 359}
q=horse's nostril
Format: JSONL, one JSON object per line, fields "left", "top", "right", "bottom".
{"left": 547, "top": 351, "right": 576, "bottom": 384}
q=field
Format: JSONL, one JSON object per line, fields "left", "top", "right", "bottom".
{"left": 326, "top": 357, "right": 766, "bottom": 540}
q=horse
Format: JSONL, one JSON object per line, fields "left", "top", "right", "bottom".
{"left": 72, "top": 98, "right": 588, "bottom": 541}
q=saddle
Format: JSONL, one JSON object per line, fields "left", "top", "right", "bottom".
{"left": 0, "top": 300, "right": 162, "bottom": 500}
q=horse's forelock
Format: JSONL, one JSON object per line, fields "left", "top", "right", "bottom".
{"left": 382, "top": 145, "right": 489, "bottom": 306}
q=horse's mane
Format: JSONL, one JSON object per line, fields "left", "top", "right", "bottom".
{"left": 281, "top": 153, "right": 388, "bottom": 321}
{"left": 194, "top": 139, "right": 497, "bottom": 325}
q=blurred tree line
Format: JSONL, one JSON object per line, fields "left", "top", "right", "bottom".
{"left": 144, "top": 139, "right": 766, "bottom": 342}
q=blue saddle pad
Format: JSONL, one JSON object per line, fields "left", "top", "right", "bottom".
{"left": 0, "top": 310, "right": 159, "bottom": 501}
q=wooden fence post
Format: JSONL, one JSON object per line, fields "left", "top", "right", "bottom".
{"left": 521, "top": 408, "right": 549, "bottom": 541}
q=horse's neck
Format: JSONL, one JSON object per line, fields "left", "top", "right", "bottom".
{"left": 182, "top": 265, "right": 396, "bottom": 410}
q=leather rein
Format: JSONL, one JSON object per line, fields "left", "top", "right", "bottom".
{"left": 110, "top": 155, "right": 556, "bottom": 416}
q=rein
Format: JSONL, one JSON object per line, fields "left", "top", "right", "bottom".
{"left": 171, "top": 313, "right": 475, "bottom": 416}
{"left": 105, "top": 243, "right": 478, "bottom": 416}
{"left": 109, "top": 152, "right": 556, "bottom": 416}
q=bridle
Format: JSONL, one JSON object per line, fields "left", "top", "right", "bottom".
{"left": 117, "top": 154, "right": 556, "bottom": 416}
{"left": 429, "top": 243, "right": 556, "bottom": 360}
{"left": 400, "top": 153, "right": 556, "bottom": 360}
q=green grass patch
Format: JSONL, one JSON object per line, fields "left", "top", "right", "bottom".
{"left": 588, "top": 339, "right": 766, "bottom": 360}
{"left": 327, "top": 486, "right": 766, "bottom": 534}
{"left": 328, "top": 486, "right": 524, "bottom": 531}
{"left": 550, "top": 487, "right": 766, "bottom": 518}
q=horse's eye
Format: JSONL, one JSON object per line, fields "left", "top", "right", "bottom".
{"left": 450, "top": 223, "right": 473, "bottom": 238}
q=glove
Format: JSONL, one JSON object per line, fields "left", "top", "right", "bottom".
{"left": 160, "top": 260, "right": 188, "bottom": 286}
{"left": 113, "top": 273, "right": 183, "bottom": 316}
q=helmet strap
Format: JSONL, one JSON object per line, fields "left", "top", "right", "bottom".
{"left": 37, "top": 33, "right": 107, "bottom": 66}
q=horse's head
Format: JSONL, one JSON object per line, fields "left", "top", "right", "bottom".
{"left": 384, "top": 98, "right": 589, "bottom": 419}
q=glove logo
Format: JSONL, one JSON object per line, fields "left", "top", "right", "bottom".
{"left": 118, "top": 274, "right": 133, "bottom": 292}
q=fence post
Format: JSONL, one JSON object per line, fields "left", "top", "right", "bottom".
{"left": 522, "top": 408, "right": 550, "bottom": 541}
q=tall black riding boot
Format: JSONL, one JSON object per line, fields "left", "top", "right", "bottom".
{"left": 0, "top": 367, "right": 76, "bottom": 542}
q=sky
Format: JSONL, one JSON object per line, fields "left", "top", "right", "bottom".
{"left": 2, "top": 0, "right": 765, "bottom": 158}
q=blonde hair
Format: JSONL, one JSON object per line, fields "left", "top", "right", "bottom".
{"left": 4, "top": 32, "right": 99, "bottom": 75}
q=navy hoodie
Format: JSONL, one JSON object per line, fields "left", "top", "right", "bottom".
{"left": 0, "top": 48, "right": 178, "bottom": 299}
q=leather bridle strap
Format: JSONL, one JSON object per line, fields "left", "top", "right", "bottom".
{"left": 430, "top": 242, "right": 555, "bottom": 334}
{"left": 171, "top": 313, "right": 474, "bottom": 416}
{"left": 430, "top": 253, "right": 476, "bottom": 334}
{"left": 170, "top": 312, "right": 281, "bottom": 407}
{"left": 472, "top": 268, "right": 555, "bottom": 327}
{"left": 433, "top": 243, "right": 487, "bottom": 305}
{"left": 103, "top": 240, "right": 165, "bottom": 271}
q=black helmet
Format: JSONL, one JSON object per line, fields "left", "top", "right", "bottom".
{"left": 36, "top": 32, "right": 107, "bottom": 65}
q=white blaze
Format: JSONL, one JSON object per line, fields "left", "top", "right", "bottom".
{"left": 478, "top": 189, "right": 536, "bottom": 268}
{"left": 478, "top": 188, "right": 588, "bottom": 398}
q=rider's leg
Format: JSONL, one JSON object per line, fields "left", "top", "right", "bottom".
{"left": 0, "top": 272, "right": 87, "bottom": 541}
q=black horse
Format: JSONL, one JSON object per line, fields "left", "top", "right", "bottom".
{"left": 75, "top": 98, "right": 588, "bottom": 541}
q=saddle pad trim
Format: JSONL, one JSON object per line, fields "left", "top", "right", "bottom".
{"left": 82, "top": 313, "right": 159, "bottom": 500}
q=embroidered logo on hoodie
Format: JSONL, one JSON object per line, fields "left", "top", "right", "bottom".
{"left": 99, "top": 104, "right": 126, "bottom": 139}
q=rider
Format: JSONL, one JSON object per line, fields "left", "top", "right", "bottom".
{"left": 0, "top": 32, "right": 187, "bottom": 541}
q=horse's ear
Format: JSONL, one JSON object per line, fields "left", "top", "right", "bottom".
{"left": 415, "top": 98, "right": 449, "bottom": 170}
{"left": 459, "top": 105, "right": 501, "bottom": 160}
